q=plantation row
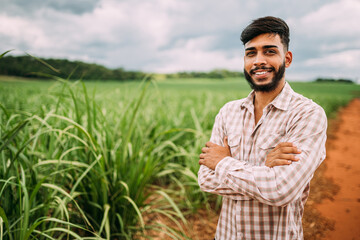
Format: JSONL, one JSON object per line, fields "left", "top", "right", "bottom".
{"left": 0, "top": 77, "right": 359, "bottom": 239}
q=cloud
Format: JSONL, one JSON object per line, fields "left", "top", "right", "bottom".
{"left": 1, "top": 0, "right": 247, "bottom": 69}
{"left": 149, "top": 35, "right": 243, "bottom": 72}
{"left": 1, "top": 0, "right": 173, "bottom": 65}
{"left": 297, "top": 0, "right": 360, "bottom": 38}
{"left": 0, "top": 0, "right": 359, "bottom": 80}
{"left": 0, "top": 0, "right": 100, "bottom": 16}
{"left": 0, "top": 14, "right": 51, "bottom": 50}
{"left": 285, "top": 0, "right": 360, "bottom": 80}
{"left": 304, "top": 49, "right": 360, "bottom": 76}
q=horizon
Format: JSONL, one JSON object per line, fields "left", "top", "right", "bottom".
{"left": 1, "top": 54, "right": 358, "bottom": 83}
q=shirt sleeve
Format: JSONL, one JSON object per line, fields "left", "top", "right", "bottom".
{"left": 198, "top": 104, "right": 327, "bottom": 206}
{"left": 198, "top": 104, "right": 252, "bottom": 200}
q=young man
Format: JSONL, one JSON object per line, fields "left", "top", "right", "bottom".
{"left": 198, "top": 16, "right": 327, "bottom": 239}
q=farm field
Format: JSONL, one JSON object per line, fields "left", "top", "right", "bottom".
{"left": 1, "top": 77, "right": 359, "bottom": 239}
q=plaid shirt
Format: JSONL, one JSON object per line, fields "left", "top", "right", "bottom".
{"left": 198, "top": 82, "right": 327, "bottom": 240}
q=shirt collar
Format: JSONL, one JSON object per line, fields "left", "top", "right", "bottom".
{"left": 241, "top": 89, "right": 255, "bottom": 110}
{"left": 270, "top": 81, "right": 293, "bottom": 111}
{"left": 241, "top": 81, "right": 294, "bottom": 111}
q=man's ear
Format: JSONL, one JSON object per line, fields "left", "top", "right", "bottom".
{"left": 285, "top": 51, "right": 293, "bottom": 68}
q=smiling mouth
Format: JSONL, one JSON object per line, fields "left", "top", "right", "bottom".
{"left": 250, "top": 67, "right": 274, "bottom": 77}
{"left": 254, "top": 71, "right": 269, "bottom": 76}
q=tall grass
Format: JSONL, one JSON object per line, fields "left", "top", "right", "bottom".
{"left": 1, "top": 75, "right": 227, "bottom": 238}
{"left": 0, "top": 77, "right": 201, "bottom": 239}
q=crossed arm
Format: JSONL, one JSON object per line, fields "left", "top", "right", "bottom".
{"left": 197, "top": 106, "right": 327, "bottom": 206}
{"left": 199, "top": 137, "right": 301, "bottom": 170}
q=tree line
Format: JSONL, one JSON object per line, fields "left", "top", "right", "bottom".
{"left": 0, "top": 55, "right": 246, "bottom": 81}
{"left": 0, "top": 55, "right": 146, "bottom": 81}
{"left": 166, "top": 69, "right": 244, "bottom": 79}
{"left": 315, "top": 77, "right": 354, "bottom": 84}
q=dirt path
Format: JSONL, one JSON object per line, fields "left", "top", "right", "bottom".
{"left": 316, "top": 98, "right": 360, "bottom": 240}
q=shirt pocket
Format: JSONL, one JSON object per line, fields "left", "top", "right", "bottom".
{"left": 228, "top": 134, "right": 241, "bottom": 159}
{"left": 256, "top": 133, "right": 284, "bottom": 164}
{"left": 258, "top": 133, "right": 284, "bottom": 149}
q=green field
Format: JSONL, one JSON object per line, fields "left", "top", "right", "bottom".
{"left": 1, "top": 77, "right": 359, "bottom": 239}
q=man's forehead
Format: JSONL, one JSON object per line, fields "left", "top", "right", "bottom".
{"left": 244, "top": 33, "right": 282, "bottom": 49}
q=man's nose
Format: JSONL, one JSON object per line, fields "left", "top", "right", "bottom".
{"left": 254, "top": 53, "right": 266, "bottom": 66}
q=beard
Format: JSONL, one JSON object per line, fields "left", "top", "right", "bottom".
{"left": 244, "top": 62, "right": 286, "bottom": 92}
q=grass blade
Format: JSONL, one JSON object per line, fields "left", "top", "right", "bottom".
{"left": 155, "top": 190, "right": 187, "bottom": 225}
{"left": 0, "top": 50, "right": 14, "bottom": 59}
{"left": 0, "top": 120, "right": 29, "bottom": 152}
{"left": 98, "top": 204, "right": 110, "bottom": 240}
{"left": 0, "top": 206, "right": 13, "bottom": 240}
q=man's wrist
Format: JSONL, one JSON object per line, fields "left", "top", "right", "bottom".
{"left": 215, "top": 157, "right": 234, "bottom": 180}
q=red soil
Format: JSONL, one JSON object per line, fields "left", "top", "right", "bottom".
{"left": 316, "top": 98, "right": 360, "bottom": 240}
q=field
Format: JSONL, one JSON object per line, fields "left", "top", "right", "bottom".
{"left": 1, "top": 76, "right": 359, "bottom": 239}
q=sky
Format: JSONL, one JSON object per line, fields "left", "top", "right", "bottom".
{"left": 1, "top": 0, "right": 359, "bottom": 81}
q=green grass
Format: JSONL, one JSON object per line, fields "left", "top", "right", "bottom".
{"left": 0, "top": 76, "right": 359, "bottom": 239}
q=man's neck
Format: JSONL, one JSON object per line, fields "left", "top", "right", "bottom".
{"left": 254, "top": 80, "right": 286, "bottom": 111}
{"left": 253, "top": 80, "right": 286, "bottom": 126}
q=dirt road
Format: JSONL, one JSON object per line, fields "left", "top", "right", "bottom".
{"left": 316, "top": 98, "right": 360, "bottom": 240}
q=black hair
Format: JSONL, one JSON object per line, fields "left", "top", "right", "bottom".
{"left": 240, "top": 16, "right": 290, "bottom": 50}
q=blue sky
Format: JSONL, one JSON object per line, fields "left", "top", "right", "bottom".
{"left": 1, "top": 0, "right": 359, "bottom": 81}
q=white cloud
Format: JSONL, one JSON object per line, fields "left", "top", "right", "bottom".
{"left": 0, "top": 0, "right": 360, "bottom": 80}
{"left": 305, "top": 49, "right": 360, "bottom": 69}
{"left": 0, "top": 0, "right": 180, "bottom": 65}
{"left": 285, "top": 0, "right": 360, "bottom": 80}
{"left": 0, "top": 14, "right": 51, "bottom": 50}
{"left": 298, "top": 0, "right": 360, "bottom": 38}
{"left": 150, "top": 35, "right": 243, "bottom": 72}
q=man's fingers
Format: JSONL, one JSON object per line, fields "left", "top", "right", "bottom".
{"left": 266, "top": 142, "right": 301, "bottom": 168}
{"left": 269, "top": 152, "right": 299, "bottom": 161}
{"left": 276, "top": 146, "right": 301, "bottom": 154}
{"left": 273, "top": 142, "right": 294, "bottom": 151}
{"left": 266, "top": 159, "right": 293, "bottom": 168}
{"left": 201, "top": 147, "right": 209, "bottom": 153}
{"left": 266, "top": 154, "right": 300, "bottom": 168}
{"left": 199, "top": 153, "right": 205, "bottom": 159}
{"left": 205, "top": 141, "right": 216, "bottom": 147}
{"left": 277, "top": 153, "right": 300, "bottom": 161}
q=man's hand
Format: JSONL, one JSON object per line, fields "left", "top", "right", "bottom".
{"left": 199, "top": 137, "right": 231, "bottom": 170}
{"left": 265, "top": 142, "right": 301, "bottom": 168}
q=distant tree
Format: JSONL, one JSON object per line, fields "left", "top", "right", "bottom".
{"left": 0, "top": 55, "right": 146, "bottom": 81}
{"left": 315, "top": 77, "right": 354, "bottom": 84}
{"left": 337, "top": 78, "right": 354, "bottom": 83}
{"left": 166, "top": 69, "right": 244, "bottom": 79}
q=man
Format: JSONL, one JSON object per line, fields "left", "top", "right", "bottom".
{"left": 198, "top": 16, "right": 327, "bottom": 239}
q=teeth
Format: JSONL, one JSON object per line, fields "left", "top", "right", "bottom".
{"left": 255, "top": 71, "right": 267, "bottom": 75}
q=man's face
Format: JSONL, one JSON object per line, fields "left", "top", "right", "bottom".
{"left": 243, "top": 33, "right": 292, "bottom": 92}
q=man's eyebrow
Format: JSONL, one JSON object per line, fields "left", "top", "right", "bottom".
{"left": 245, "top": 45, "right": 279, "bottom": 51}
{"left": 263, "top": 45, "right": 278, "bottom": 49}
{"left": 245, "top": 47, "right": 256, "bottom": 51}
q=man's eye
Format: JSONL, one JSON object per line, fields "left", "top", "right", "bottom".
{"left": 265, "top": 50, "right": 276, "bottom": 55}
{"left": 246, "top": 52, "right": 255, "bottom": 57}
